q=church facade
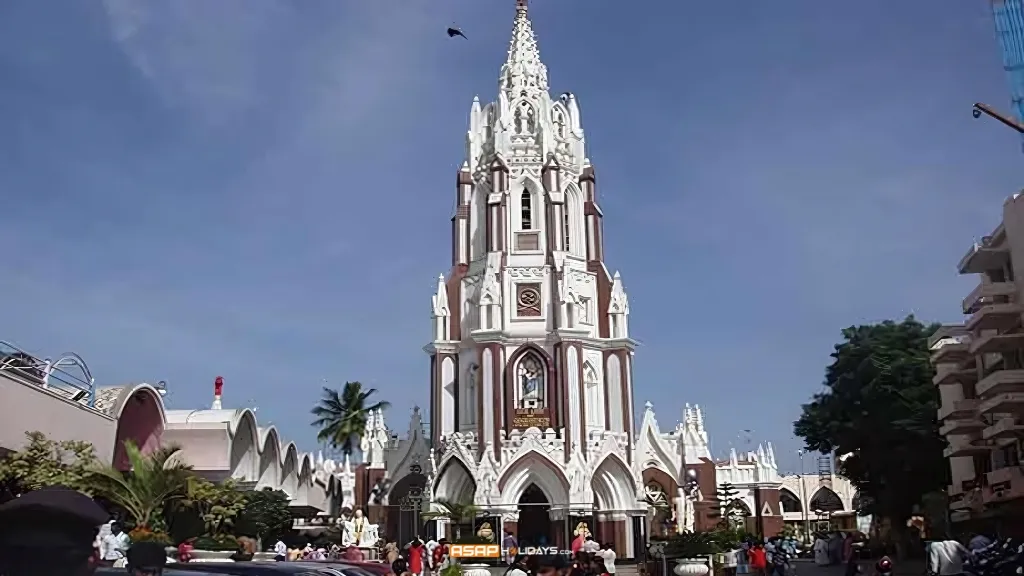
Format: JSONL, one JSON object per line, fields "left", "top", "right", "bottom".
{"left": 424, "top": 0, "right": 643, "bottom": 554}
{"left": 339, "top": 1, "right": 786, "bottom": 556}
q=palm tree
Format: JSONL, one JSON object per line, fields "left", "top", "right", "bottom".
{"left": 422, "top": 498, "right": 480, "bottom": 540}
{"left": 87, "top": 441, "right": 192, "bottom": 530}
{"left": 311, "top": 381, "right": 391, "bottom": 457}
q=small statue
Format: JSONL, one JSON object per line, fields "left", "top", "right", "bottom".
{"left": 342, "top": 509, "right": 380, "bottom": 547}
{"left": 477, "top": 522, "right": 494, "bottom": 542}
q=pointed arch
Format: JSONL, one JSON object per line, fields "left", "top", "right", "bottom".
{"left": 731, "top": 499, "right": 753, "bottom": 516}
{"left": 809, "top": 486, "right": 844, "bottom": 512}
{"left": 583, "top": 362, "right": 604, "bottom": 428}
{"left": 257, "top": 427, "right": 282, "bottom": 489}
{"left": 229, "top": 409, "right": 259, "bottom": 481}
{"left": 281, "top": 443, "right": 299, "bottom": 499}
{"left": 504, "top": 343, "right": 556, "bottom": 425}
{"left": 550, "top": 103, "right": 568, "bottom": 139}
{"left": 513, "top": 100, "right": 536, "bottom": 134}
{"left": 780, "top": 488, "right": 802, "bottom": 513}
{"left": 499, "top": 450, "right": 569, "bottom": 506}
{"left": 111, "top": 384, "right": 166, "bottom": 471}
{"left": 591, "top": 453, "right": 637, "bottom": 512}
{"left": 563, "top": 183, "right": 584, "bottom": 258}
{"left": 433, "top": 455, "right": 477, "bottom": 503}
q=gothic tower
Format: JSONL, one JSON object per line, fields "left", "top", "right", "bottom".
{"left": 426, "top": 0, "right": 642, "bottom": 553}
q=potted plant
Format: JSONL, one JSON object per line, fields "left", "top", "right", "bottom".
{"left": 664, "top": 532, "right": 716, "bottom": 576}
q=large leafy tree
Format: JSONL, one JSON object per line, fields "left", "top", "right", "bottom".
{"left": 0, "top": 431, "right": 98, "bottom": 498}
{"left": 88, "top": 441, "right": 192, "bottom": 531}
{"left": 794, "top": 317, "right": 947, "bottom": 549}
{"left": 236, "top": 488, "right": 294, "bottom": 545}
{"left": 311, "top": 382, "right": 391, "bottom": 457}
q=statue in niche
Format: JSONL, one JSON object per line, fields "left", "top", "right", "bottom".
{"left": 526, "top": 106, "right": 536, "bottom": 133}
{"left": 514, "top": 107, "right": 524, "bottom": 134}
{"left": 518, "top": 355, "right": 544, "bottom": 408}
{"left": 342, "top": 509, "right": 380, "bottom": 547}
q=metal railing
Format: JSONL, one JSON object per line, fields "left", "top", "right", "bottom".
{"left": 0, "top": 340, "right": 96, "bottom": 408}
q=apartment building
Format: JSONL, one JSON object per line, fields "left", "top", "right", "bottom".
{"left": 932, "top": 192, "right": 1024, "bottom": 528}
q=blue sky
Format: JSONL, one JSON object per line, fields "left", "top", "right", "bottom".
{"left": 0, "top": 0, "right": 1021, "bottom": 473}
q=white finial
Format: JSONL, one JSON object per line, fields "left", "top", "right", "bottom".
{"left": 684, "top": 403, "right": 692, "bottom": 423}
{"left": 500, "top": 0, "right": 548, "bottom": 99}
{"left": 644, "top": 401, "right": 653, "bottom": 411}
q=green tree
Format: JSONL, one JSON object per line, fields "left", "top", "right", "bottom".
{"left": 712, "top": 482, "right": 745, "bottom": 529}
{"left": 423, "top": 497, "right": 481, "bottom": 540}
{"left": 311, "top": 382, "right": 391, "bottom": 457}
{"left": 179, "top": 477, "right": 247, "bottom": 538}
{"left": 87, "top": 441, "right": 192, "bottom": 531}
{"left": 0, "top": 431, "right": 98, "bottom": 497}
{"left": 236, "top": 488, "right": 294, "bottom": 545}
{"left": 793, "top": 317, "right": 947, "bottom": 555}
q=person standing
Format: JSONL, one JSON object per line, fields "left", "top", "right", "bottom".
{"left": 842, "top": 533, "right": 859, "bottom": 576}
{"left": 273, "top": 539, "right": 288, "bottom": 562}
{"left": 813, "top": 534, "right": 828, "bottom": 566}
{"left": 502, "top": 530, "right": 518, "bottom": 565}
{"left": 599, "top": 542, "right": 616, "bottom": 575}
{"left": 126, "top": 541, "right": 170, "bottom": 576}
{"left": 407, "top": 538, "right": 426, "bottom": 576}
{"left": 0, "top": 485, "right": 110, "bottom": 576}
{"left": 748, "top": 541, "right": 768, "bottom": 576}
{"left": 100, "top": 521, "right": 131, "bottom": 566}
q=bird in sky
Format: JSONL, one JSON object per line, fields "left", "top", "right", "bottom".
{"left": 447, "top": 27, "right": 467, "bottom": 39}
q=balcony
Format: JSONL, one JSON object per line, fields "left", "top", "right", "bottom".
{"left": 979, "top": 393, "right": 1024, "bottom": 415}
{"left": 959, "top": 228, "right": 1009, "bottom": 274}
{"left": 977, "top": 369, "right": 1024, "bottom": 397}
{"left": 938, "top": 399, "right": 981, "bottom": 421}
{"left": 982, "top": 418, "right": 1024, "bottom": 442}
{"left": 984, "top": 466, "right": 1024, "bottom": 504}
{"left": 965, "top": 302, "right": 1024, "bottom": 332}
{"left": 970, "top": 332, "right": 1024, "bottom": 356}
{"left": 964, "top": 282, "right": 1018, "bottom": 314}
{"left": 931, "top": 337, "right": 972, "bottom": 365}
{"left": 933, "top": 362, "right": 978, "bottom": 387}
{"left": 944, "top": 439, "right": 991, "bottom": 458}
{"left": 940, "top": 417, "right": 986, "bottom": 436}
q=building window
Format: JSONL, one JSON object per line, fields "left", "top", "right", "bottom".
{"left": 517, "top": 353, "right": 546, "bottom": 409}
{"left": 563, "top": 210, "right": 570, "bottom": 250}
{"left": 521, "top": 189, "right": 533, "bottom": 230}
{"left": 578, "top": 297, "right": 591, "bottom": 324}
{"left": 516, "top": 284, "right": 542, "bottom": 317}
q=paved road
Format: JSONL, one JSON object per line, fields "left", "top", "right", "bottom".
{"left": 788, "top": 559, "right": 925, "bottom": 576}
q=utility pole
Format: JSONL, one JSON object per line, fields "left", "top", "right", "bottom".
{"left": 798, "top": 450, "right": 811, "bottom": 543}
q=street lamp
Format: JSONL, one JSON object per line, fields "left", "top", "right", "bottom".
{"left": 972, "top": 102, "right": 1024, "bottom": 133}
{"left": 797, "top": 450, "right": 811, "bottom": 543}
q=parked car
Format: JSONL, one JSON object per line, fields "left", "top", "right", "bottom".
{"left": 167, "top": 563, "right": 327, "bottom": 576}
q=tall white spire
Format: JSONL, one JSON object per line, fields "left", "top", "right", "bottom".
{"left": 500, "top": 0, "right": 548, "bottom": 99}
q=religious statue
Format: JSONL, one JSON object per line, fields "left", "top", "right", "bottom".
{"left": 518, "top": 356, "right": 543, "bottom": 406}
{"left": 477, "top": 522, "right": 494, "bottom": 542}
{"left": 678, "top": 489, "right": 695, "bottom": 534}
{"left": 464, "top": 364, "right": 478, "bottom": 426}
{"left": 573, "top": 522, "right": 590, "bottom": 538}
{"left": 342, "top": 509, "right": 380, "bottom": 547}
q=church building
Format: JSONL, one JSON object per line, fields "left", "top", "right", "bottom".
{"left": 424, "top": 0, "right": 644, "bottom": 555}
{"left": 340, "top": 1, "right": 787, "bottom": 556}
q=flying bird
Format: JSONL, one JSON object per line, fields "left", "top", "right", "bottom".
{"left": 447, "top": 27, "right": 467, "bottom": 39}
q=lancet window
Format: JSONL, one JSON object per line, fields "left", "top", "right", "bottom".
{"left": 517, "top": 353, "right": 546, "bottom": 409}
{"left": 521, "top": 189, "right": 533, "bottom": 229}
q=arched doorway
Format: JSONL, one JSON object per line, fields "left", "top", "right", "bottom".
{"left": 112, "top": 386, "right": 165, "bottom": 472}
{"left": 518, "top": 483, "right": 550, "bottom": 546}
{"left": 388, "top": 469, "right": 428, "bottom": 545}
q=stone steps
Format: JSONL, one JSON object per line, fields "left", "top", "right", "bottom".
{"left": 616, "top": 563, "right": 640, "bottom": 576}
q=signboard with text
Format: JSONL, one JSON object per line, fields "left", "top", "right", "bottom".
{"left": 512, "top": 408, "right": 550, "bottom": 429}
{"left": 450, "top": 544, "right": 569, "bottom": 559}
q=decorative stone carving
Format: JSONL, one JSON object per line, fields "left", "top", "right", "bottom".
{"left": 507, "top": 267, "right": 546, "bottom": 279}
{"left": 474, "top": 448, "right": 500, "bottom": 506}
